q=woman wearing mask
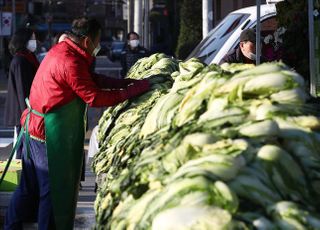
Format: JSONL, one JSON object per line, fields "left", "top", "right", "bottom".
{"left": 120, "top": 31, "right": 149, "bottom": 77}
{"left": 4, "top": 28, "right": 39, "bottom": 159}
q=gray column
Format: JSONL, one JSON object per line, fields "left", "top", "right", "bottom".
{"left": 134, "top": 0, "right": 143, "bottom": 35}
{"left": 12, "top": 0, "right": 16, "bottom": 34}
{"left": 127, "top": 0, "right": 134, "bottom": 33}
{"left": 202, "top": 0, "right": 213, "bottom": 38}
{"left": 256, "top": 0, "right": 261, "bottom": 65}
{"left": 143, "top": 0, "right": 150, "bottom": 48}
{"left": 308, "top": 0, "right": 316, "bottom": 96}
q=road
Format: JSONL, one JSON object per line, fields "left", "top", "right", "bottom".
{"left": 0, "top": 56, "right": 122, "bottom": 229}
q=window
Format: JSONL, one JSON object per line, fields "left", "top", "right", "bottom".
{"left": 187, "top": 13, "right": 249, "bottom": 64}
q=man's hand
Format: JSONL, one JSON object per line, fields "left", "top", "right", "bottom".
{"left": 127, "top": 79, "right": 150, "bottom": 98}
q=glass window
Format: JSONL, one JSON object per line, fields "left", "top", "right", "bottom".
{"left": 187, "top": 13, "right": 249, "bottom": 64}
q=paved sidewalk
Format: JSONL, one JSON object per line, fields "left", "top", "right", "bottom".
{"left": 74, "top": 159, "right": 96, "bottom": 229}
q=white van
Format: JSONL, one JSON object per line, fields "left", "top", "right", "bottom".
{"left": 187, "top": 3, "right": 279, "bottom": 64}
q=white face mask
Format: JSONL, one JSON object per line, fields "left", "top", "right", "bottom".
{"left": 92, "top": 43, "right": 101, "bottom": 57}
{"left": 89, "top": 37, "right": 101, "bottom": 57}
{"left": 247, "top": 52, "right": 257, "bottom": 61}
{"left": 244, "top": 52, "right": 256, "bottom": 61}
{"left": 129, "top": 39, "right": 139, "bottom": 48}
{"left": 27, "top": 39, "right": 37, "bottom": 52}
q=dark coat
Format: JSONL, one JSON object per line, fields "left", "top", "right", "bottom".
{"left": 4, "top": 51, "right": 39, "bottom": 126}
{"left": 220, "top": 47, "right": 266, "bottom": 65}
{"left": 120, "top": 45, "right": 149, "bottom": 77}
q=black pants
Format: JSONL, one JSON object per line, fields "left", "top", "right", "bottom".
{"left": 5, "top": 137, "right": 55, "bottom": 229}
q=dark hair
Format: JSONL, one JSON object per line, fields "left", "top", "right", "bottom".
{"left": 9, "top": 28, "right": 34, "bottom": 55}
{"left": 127, "top": 31, "right": 139, "bottom": 40}
{"left": 71, "top": 17, "right": 101, "bottom": 41}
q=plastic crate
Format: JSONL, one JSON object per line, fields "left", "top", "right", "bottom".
{"left": 0, "top": 160, "right": 22, "bottom": 192}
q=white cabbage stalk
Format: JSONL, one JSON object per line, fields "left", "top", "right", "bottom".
{"left": 275, "top": 117, "right": 315, "bottom": 145}
{"left": 202, "top": 139, "right": 249, "bottom": 154}
{"left": 268, "top": 201, "right": 320, "bottom": 229}
{"left": 283, "top": 140, "right": 320, "bottom": 194}
{"left": 175, "top": 76, "right": 225, "bottom": 126}
{"left": 220, "top": 62, "right": 254, "bottom": 73}
{"left": 270, "top": 88, "right": 308, "bottom": 104}
{"left": 243, "top": 72, "right": 290, "bottom": 95}
{"left": 213, "top": 181, "right": 239, "bottom": 214}
{"left": 275, "top": 219, "right": 306, "bottom": 230}
{"left": 239, "top": 120, "right": 279, "bottom": 137}
{"left": 253, "top": 217, "right": 275, "bottom": 230}
{"left": 255, "top": 103, "right": 282, "bottom": 120}
{"left": 229, "top": 174, "right": 281, "bottom": 207}
{"left": 206, "top": 97, "right": 228, "bottom": 111}
{"left": 218, "top": 75, "right": 251, "bottom": 94}
{"left": 182, "top": 133, "right": 217, "bottom": 147}
{"left": 257, "top": 145, "right": 308, "bottom": 201}
{"left": 199, "top": 107, "right": 246, "bottom": 123}
{"left": 171, "top": 76, "right": 201, "bottom": 92}
{"left": 140, "top": 93, "right": 183, "bottom": 138}
{"left": 286, "top": 115, "right": 320, "bottom": 130}
{"left": 169, "top": 154, "right": 246, "bottom": 182}
{"left": 232, "top": 62, "right": 286, "bottom": 79}
{"left": 199, "top": 97, "right": 246, "bottom": 124}
{"left": 125, "top": 190, "right": 160, "bottom": 230}
{"left": 152, "top": 205, "right": 232, "bottom": 230}
{"left": 281, "top": 70, "right": 305, "bottom": 88}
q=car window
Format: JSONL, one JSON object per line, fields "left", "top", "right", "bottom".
{"left": 187, "top": 13, "right": 249, "bottom": 64}
{"left": 251, "top": 16, "right": 278, "bottom": 38}
{"left": 254, "top": 16, "right": 279, "bottom": 61}
{"left": 260, "top": 17, "right": 278, "bottom": 32}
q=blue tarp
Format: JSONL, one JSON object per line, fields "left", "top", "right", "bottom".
{"left": 36, "top": 23, "right": 71, "bottom": 32}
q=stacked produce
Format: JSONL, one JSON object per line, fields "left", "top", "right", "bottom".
{"left": 92, "top": 54, "right": 320, "bottom": 229}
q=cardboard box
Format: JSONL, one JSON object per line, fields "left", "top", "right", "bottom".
{"left": 0, "top": 160, "right": 22, "bottom": 192}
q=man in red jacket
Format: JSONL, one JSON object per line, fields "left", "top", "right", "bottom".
{"left": 5, "top": 17, "right": 150, "bottom": 230}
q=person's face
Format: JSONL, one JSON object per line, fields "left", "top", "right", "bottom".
{"left": 83, "top": 30, "right": 101, "bottom": 55}
{"left": 240, "top": 41, "right": 256, "bottom": 56}
{"left": 129, "top": 33, "right": 139, "bottom": 41}
{"left": 31, "top": 33, "right": 36, "bottom": 40}
{"left": 26, "top": 32, "right": 38, "bottom": 53}
{"left": 128, "top": 33, "right": 139, "bottom": 49}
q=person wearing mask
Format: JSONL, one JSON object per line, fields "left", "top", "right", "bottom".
{"left": 52, "top": 31, "right": 87, "bottom": 189}
{"left": 4, "top": 17, "right": 150, "bottom": 229}
{"left": 120, "top": 31, "right": 149, "bottom": 77}
{"left": 4, "top": 28, "right": 39, "bottom": 159}
{"left": 220, "top": 29, "right": 266, "bottom": 64}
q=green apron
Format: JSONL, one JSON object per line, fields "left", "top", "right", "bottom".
{"left": 0, "top": 97, "right": 87, "bottom": 229}
{"left": 45, "top": 97, "right": 87, "bottom": 230}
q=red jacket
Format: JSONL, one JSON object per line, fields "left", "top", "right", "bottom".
{"left": 21, "top": 38, "right": 149, "bottom": 141}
